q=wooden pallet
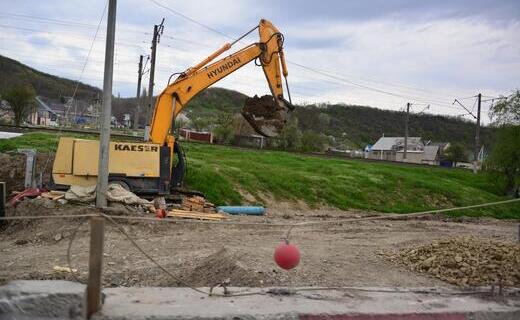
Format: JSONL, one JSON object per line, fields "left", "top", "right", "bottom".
{"left": 166, "top": 209, "right": 227, "bottom": 221}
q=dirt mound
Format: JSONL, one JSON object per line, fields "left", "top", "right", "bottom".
{"left": 0, "top": 152, "right": 54, "bottom": 195}
{"left": 0, "top": 153, "right": 26, "bottom": 194}
{"left": 180, "top": 247, "right": 269, "bottom": 287}
{"left": 390, "top": 237, "right": 520, "bottom": 287}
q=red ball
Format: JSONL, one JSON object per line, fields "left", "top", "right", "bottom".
{"left": 274, "top": 242, "right": 300, "bottom": 270}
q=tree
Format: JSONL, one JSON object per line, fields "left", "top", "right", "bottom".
{"left": 486, "top": 125, "right": 520, "bottom": 196}
{"left": 277, "top": 117, "right": 302, "bottom": 150}
{"left": 190, "top": 117, "right": 210, "bottom": 132}
{"left": 301, "top": 131, "right": 331, "bottom": 152}
{"left": 2, "top": 86, "right": 36, "bottom": 126}
{"left": 489, "top": 90, "right": 520, "bottom": 125}
{"left": 444, "top": 143, "right": 467, "bottom": 166}
{"left": 213, "top": 112, "right": 234, "bottom": 144}
{"left": 486, "top": 90, "right": 520, "bottom": 196}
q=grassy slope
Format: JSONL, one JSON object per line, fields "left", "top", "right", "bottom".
{"left": 183, "top": 142, "right": 519, "bottom": 219}
{"left": 1, "top": 132, "right": 518, "bottom": 218}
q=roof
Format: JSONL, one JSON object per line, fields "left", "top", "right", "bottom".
{"left": 371, "top": 137, "right": 422, "bottom": 151}
{"left": 423, "top": 145, "right": 440, "bottom": 161}
{"left": 34, "top": 96, "right": 58, "bottom": 116}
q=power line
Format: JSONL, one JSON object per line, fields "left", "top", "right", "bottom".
{"left": 0, "top": 24, "right": 148, "bottom": 50}
{"left": 147, "top": 0, "right": 234, "bottom": 40}
{"left": 0, "top": 12, "right": 146, "bottom": 35}
{"left": 287, "top": 61, "right": 459, "bottom": 110}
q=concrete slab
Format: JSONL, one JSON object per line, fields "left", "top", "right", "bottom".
{"left": 1, "top": 281, "right": 519, "bottom": 320}
{"left": 0, "top": 280, "right": 85, "bottom": 319}
{"left": 97, "top": 287, "right": 520, "bottom": 320}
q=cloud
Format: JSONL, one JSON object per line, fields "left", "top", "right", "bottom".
{"left": 0, "top": 0, "right": 519, "bottom": 123}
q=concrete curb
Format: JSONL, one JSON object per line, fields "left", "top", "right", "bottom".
{"left": 1, "top": 281, "right": 519, "bottom": 320}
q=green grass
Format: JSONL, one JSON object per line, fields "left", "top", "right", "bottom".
{"left": 1, "top": 132, "right": 518, "bottom": 218}
{"left": 182, "top": 142, "right": 520, "bottom": 219}
{"left": 0, "top": 131, "right": 132, "bottom": 153}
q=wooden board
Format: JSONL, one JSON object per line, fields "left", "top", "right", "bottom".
{"left": 41, "top": 191, "right": 65, "bottom": 200}
{"left": 166, "top": 209, "right": 227, "bottom": 221}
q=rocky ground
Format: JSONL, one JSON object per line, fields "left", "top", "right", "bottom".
{"left": 1, "top": 198, "right": 519, "bottom": 289}
{"left": 388, "top": 237, "right": 520, "bottom": 287}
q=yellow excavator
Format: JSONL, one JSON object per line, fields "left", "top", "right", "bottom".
{"left": 51, "top": 19, "right": 294, "bottom": 194}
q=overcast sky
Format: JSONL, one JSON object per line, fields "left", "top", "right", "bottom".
{"left": 1, "top": 0, "right": 519, "bottom": 122}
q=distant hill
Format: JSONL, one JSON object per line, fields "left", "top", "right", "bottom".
{"left": 294, "top": 104, "right": 494, "bottom": 149}
{"left": 0, "top": 54, "right": 101, "bottom": 101}
{"left": 114, "top": 87, "right": 247, "bottom": 124}
{"left": 0, "top": 54, "right": 493, "bottom": 148}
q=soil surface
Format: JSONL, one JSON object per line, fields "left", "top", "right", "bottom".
{"left": 1, "top": 199, "right": 518, "bottom": 289}
{"left": 0, "top": 152, "right": 54, "bottom": 194}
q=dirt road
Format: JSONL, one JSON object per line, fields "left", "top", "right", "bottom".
{"left": 0, "top": 200, "right": 518, "bottom": 288}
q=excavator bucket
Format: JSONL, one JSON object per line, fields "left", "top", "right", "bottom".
{"left": 241, "top": 95, "right": 294, "bottom": 137}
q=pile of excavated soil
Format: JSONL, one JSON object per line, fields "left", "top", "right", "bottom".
{"left": 0, "top": 152, "right": 54, "bottom": 195}
{"left": 179, "top": 247, "right": 272, "bottom": 287}
{"left": 389, "top": 237, "right": 520, "bottom": 287}
{"left": 0, "top": 153, "right": 26, "bottom": 195}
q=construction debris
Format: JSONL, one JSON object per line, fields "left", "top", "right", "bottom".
{"left": 41, "top": 191, "right": 65, "bottom": 201}
{"left": 182, "top": 195, "right": 216, "bottom": 213}
{"left": 53, "top": 266, "right": 78, "bottom": 273}
{"left": 167, "top": 209, "right": 227, "bottom": 221}
{"left": 389, "top": 237, "right": 520, "bottom": 287}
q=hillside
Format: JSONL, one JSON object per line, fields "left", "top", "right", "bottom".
{"left": 0, "top": 54, "right": 101, "bottom": 101}
{"left": 0, "top": 131, "right": 517, "bottom": 219}
{"left": 294, "top": 104, "right": 494, "bottom": 149}
{"left": 113, "top": 87, "right": 247, "bottom": 125}
{"left": 0, "top": 54, "right": 493, "bottom": 148}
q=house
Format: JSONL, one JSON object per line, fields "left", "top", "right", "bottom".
{"left": 421, "top": 145, "right": 441, "bottom": 165}
{"left": 179, "top": 128, "right": 213, "bottom": 143}
{"left": 368, "top": 137, "right": 423, "bottom": 161}
{"left": 28, "top": 96, "right": 58, "bottom": 126}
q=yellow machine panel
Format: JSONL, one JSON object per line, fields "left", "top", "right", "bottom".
{"left": 52, "top": 138, "right": 161, "bottom": 187}
{"left": 72, "top": 139, "right": 161, "bottom": 177}
{"left": 52, "top": 137, "right": 74, "bottom": 174}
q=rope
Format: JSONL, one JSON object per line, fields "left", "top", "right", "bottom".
{"left": 3, "top": 198, "right": 519, "bottom": 298}
{"left": 2, "top": 198, "right": 519, "bottom": 224}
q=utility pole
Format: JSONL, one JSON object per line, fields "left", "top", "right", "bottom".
{"left": 96, "top": 0, "right": 117, "bottom": 208}
{"left": 133, "top": 55, "right": 143, "bottom": 130}
{"left": 403, "top": 102, "right": 410, "bottom": 161}
{"left": 144, "top": 18, "right": 164, "bottom": 140}
{"left": 474, "top": 93, "right": 482, "bottom": 173}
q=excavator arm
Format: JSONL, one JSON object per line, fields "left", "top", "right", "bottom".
{"left": 148, "top": 19, "right": 293, "bottom": 146}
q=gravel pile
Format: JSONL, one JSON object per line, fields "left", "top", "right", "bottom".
{"left": 390, "top": 237, "right": 520, "bottom": 287}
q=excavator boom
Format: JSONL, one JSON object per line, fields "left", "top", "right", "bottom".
{"left": 148, "top": 19, "right": 293, "bottom": 145}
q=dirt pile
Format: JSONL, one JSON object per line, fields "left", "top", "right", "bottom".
{"left": 390, "top": 237, "right": 520, "bottom": 287}
{"left": 180, "top": 247, "right": 271, "bottom": 287}
{"left": 0, "top": 153, "right": 26, "bottom": 194}
{"left": 0, "top": 152, "right": 54, "bottom": 194}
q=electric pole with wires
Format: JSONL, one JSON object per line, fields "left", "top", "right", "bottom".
{"left": 144, "top": 18, "right": 165, "bottom": 140}
{"left": 452, "top": 94, "right": 482, "bottom": 173}
{"left": 474, "top": 93, "right": 482, "bottom": 173}
{"left": 133, "top": 55, "right": 144, "bottom": 130}
{"left": 404, "top": 102, "right": 410, "bottom": 161}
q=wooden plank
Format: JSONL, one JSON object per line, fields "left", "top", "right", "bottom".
{"left": 86, "top": 217, "right": 105, "bottom": 318}
{"left": 166, "top": 209, "right": 227, "bottom": 221}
